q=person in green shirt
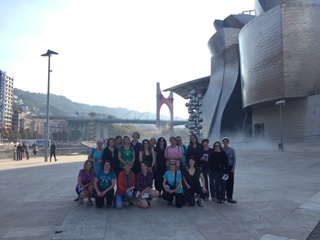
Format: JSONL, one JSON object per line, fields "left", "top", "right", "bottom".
{"left": 118, "top": 136, "right": 135, "bottom": 170}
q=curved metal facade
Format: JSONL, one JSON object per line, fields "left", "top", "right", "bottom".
{"left": 240, "top": 3, "right": 320, "bottom": 108}
{"left": 255, "top": 0, "right": 320, "bottom": 16}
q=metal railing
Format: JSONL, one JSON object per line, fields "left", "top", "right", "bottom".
{"left": 1, "top": 146, "right": 92, "bottom": 160}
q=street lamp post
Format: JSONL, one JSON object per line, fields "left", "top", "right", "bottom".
{"left": 275, "top": 100, "right": 286, "bottom": 152}
{"left": 41, "top": 50, "right": 58, "bottom": 162}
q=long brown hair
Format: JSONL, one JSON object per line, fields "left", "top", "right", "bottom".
{"left": 83, "top": 160, "right": 94, "bottom": 174}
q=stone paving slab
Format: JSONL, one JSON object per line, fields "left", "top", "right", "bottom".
{"left": 0, "top": 148, "right": 319, "bottom": 240}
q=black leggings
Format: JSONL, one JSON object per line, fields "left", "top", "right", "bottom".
{"left": 95, "top": 189, "right": 114, "bottom": 208}
{"left": 162, "top": 191, "right": 184, "bottom": 208}
{"left": 184, "top": 184, "right": 203, "bottom": 206}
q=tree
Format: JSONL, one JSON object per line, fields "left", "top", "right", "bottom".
{"left": 69, "top": 129, "right": 82, "bottom": 142}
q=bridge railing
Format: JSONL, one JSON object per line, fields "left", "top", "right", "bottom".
{"left": 1, "top": 146, "right": 92, "bottom": 160}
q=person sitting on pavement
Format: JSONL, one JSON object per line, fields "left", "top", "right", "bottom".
{"left": 115, "top": 162, "right": 136, "bottom": 209}
{"left": 133, "top": 161, "right": 159, "bottom": 208}
{"left": 75, "top": 160, "right": 96, "bottom": 206}
{"left": 162, "top": 160, "right": 184, "bottom": 208}
{"left": 88, "top": 139, "right": 104, "bottom": 174}
{"left": 182, "top": 156, "right": 207, "bottom": 207}
{"left": 93, "top": 161, "right": 116, "bottom": 208}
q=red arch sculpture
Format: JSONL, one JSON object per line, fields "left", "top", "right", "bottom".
{"left": 156, "top": 82, "right": 174, "bottom": 134}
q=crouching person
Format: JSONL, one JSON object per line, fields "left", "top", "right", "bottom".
{"left": 162, "top": 160, "right": 184, "bottom": 208}
{"left": 76, "top": 160, "right": 95, "bottom": 206}
{"left": 94, "top": 161, "right": 116, "bottom": 208}
{"left": 182, "top": 156, "right": 207, "bottom": 207}
{"left": 115, "top": 162, "right": 136, "bottom": 209}
{"left": 133, "top": 161, "right": 159, "bottom": 208}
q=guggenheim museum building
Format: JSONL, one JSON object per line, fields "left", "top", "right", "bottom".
{"left": 166, "top": 0, "right": 320, "bottom": 143}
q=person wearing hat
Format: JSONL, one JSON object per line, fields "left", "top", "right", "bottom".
{"left": 222, "top": 137, "right": 237, "bottom": 203}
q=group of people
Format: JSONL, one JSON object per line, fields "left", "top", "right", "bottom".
{"left": 75, "top": 132, "right": 237, "bottom": 209}
{"left": 13, "top": 142, "right": 57, "bottom": 162}
{"left": 13, "top": 143, "right": 30, "bottom": 160}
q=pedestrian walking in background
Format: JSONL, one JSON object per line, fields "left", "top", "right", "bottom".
{"left": 50, "top": 142, "right": 57, "bottom": 162}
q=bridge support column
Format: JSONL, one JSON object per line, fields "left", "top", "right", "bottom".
{"left": 89, "top": 112, "right": 97, "bottom": 141}
{"left": 156, "top": 82, "right": 174, "bottom": 135}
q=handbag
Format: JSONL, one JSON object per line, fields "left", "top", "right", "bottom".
{"left": 168, "top": 170, "right": 177, "bottom": 190}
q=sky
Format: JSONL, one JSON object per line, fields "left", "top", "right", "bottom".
{"left": 0, "top": 0, "right": 255, "bottom": 119}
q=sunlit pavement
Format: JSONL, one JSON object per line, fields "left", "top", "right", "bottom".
{"left": 0, "top": 146, "right": 320, "bottom": 240}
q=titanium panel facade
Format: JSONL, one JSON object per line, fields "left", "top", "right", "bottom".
{"left": 240, "top": 6, "right": 284, "bottom": 108}
{"left": 240, "top": 3, "right": 320, "bottom": 108}
{"left": 255, "top": 0, "right": 320, "bottom": 16}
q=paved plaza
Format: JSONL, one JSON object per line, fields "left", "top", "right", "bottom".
{"left": 0, "top": 143, "right": 320, "bottom": 240}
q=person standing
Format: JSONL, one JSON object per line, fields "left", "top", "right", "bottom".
{"left": 154, "top": 137, "right": 167, "bottom": 196}
{"left": 17, "top": 144, "right": 22, "bottom": 160}
{"left": 139, "top": 139, "right": 155, "bottom": 170}
{"left": 199, "top": 139, "right": 214, "bottom": 200}
{"left": 88, "top": 139, "right": 104, "bottom": 173}
{"left": 102, "top": 138, "right": 119, "bottom": 176}
{"left": 176, "top": 136, "right": 187, "bottom": 167}
{"left": 210, "top": 141, "right": 228, "bottom": 203}
{"left": 25, "top": 144, "right": 30, "bottom": 160}
{"left": 222, "top": 137, "right": 237, "bottom": 203}
{"left": 13, "top": 145, "right": 17, "bottom": 160}
{"left": 114, "top": 135, "right": 123, "bottom": 149}
{"left": 131, "top": 132, "right": 142, "bottom": 174}
{"left": 186, "top": 134, "right": 203, "bottom": 166}
{"left": 33, "top": 145, "right": 38, "bottom": 157}
{"left": 118, "top": 136, "right": 135, "bottom": 172}
{"left": 50, "top": 142, "right": 57, "bottom": 162}
{"left": 165, "top": 136, "right": 182, "bottom": 170}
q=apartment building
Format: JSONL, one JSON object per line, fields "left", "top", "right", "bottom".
{"left": 0, "top": 70, "right": 14, "bottom": 129}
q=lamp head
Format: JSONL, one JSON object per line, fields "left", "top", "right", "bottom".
{"left": 41, "top": 49, "right": 58, "bottom": 57}
{"left": 275, "top": 100, "right": 286, "bottom": 106}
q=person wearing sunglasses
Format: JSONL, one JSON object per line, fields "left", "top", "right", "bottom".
{"left": 162, "top": 160, "right": 184, "bottom": 208}
{"left": 210, "top": 141, "right": 228, "bottom": 203}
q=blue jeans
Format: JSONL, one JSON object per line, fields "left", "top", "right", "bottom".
{"left": 115, "top": 192, "right": 133, "bottom": 209}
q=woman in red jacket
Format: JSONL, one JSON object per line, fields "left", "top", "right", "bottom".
{"left": 115, "top": 162, "right": 136, "bottom": 209}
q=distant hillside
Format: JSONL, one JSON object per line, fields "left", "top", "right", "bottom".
{"left": 13, "top": 88, "right": 156, "bottom": 119}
